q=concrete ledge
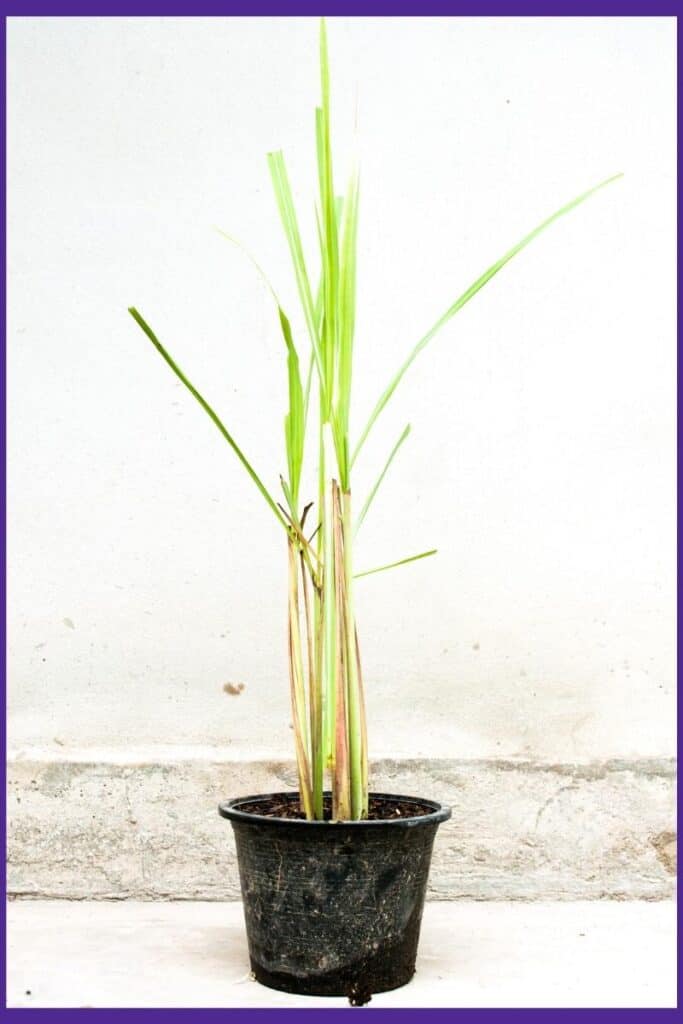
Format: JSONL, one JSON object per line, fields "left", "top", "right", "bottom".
{"left": 8, "top": 755, "right": 676, "bottom": 901}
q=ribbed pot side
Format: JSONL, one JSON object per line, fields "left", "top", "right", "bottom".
{"left": 219, "top": 791, "right": 451, "bottom": 1002}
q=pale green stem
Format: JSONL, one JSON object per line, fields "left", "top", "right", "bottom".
{"left": 313, "top": 414, "right": 326, "bottom": 816}
{"left": 354, "top": 626, "right": 369, "bottom": 817}
{"left": 332, "top": 480, "right": 351, "bottom": 821}
{"left": 342, "top": 489, "right": 365, "bottom": 818}
{"left": 321, "top": 423, "right": 337, "bottom": 774}
{"left": 301, "top": 549, "right": 323, "bottom": 820}
{"left": 287, "top": 541, "right": 313, "bottom": 818}
{"left": 312, "top": 585, "right": 325, "bottom": 819}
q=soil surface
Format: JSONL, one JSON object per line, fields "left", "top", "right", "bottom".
{"left": 238, "top": 794, "right": 431, "bottom": 821}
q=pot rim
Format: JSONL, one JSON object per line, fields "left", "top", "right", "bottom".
{"left": 218, "top": 790, "right": 451, "bottom": 828}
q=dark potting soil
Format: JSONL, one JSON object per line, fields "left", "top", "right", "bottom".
{"left": 237, "top": 793, "right": 431, "bottom": 821}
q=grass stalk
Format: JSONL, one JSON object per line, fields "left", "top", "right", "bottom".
{"left": 342, "top": 489, "right": 364, "bottom": 818}
{"left": 300, "top": 547, "right": 324, "bottom": 819}
{"left": 354, "top": 626, "right": 369, "bottom": 816}
{"left": 287, "top": 540, "right": 314, "bottom": 818}
{"left": 332, "top": 480, "right": 351, "bottom": 820}
{"left": 321, "top": 423, "right": 337, "bottom": 773}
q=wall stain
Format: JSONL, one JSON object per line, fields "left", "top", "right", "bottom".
{"left": 651, "top": 831, "right": 676, "bottom": 874}
{"left": 223, "top": 683, "right": 245, "bottom": 696}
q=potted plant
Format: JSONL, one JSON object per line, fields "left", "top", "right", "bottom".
{"left": 129, "top": 19, "right": 620, "bottom": 1005}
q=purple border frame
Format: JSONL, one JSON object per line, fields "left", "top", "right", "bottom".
{"left": 0, "top": 2, "right": 680, "bottom": 11}
{"left": 0, "top": 5, "right": 679, "bottom": 1018}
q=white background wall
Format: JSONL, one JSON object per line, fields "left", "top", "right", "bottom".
{"left": 8, "top": 16, "right": 676, "bottom": 762}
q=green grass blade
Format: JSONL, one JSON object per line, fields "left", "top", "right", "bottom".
{"left": 316, "top": 17, "right": 340, "bottom": 424}
{"left": 351, "top": 172, "right": 623, "bottom": 466}
{"left": 354, "top": 548, "right": 437, "bottom": 579}
{"left": 267, "top": 150, "right": 324, "bottom": 385}
{"left": 128, "top": 307, "right": 287, "bottom": 531}
{"left": 280, "top": 475, "right": 294, "bottom": 511}
{"left": 321, "top": 424, "right": 338, "bottom": 769}
{"left": 215, "top": 228, "right": 280, "bottom": 304}
{"left": 336, "top": 167, "right": 360, "bottom": 489}
{"left": 303, "top": 276, "right": 324, "bottom": 428}
{"left": 354, "top": 423, "right": 410, "bottom": 535}
{"left": 279, "top": 308, "right": 305, "bottom": 509}
{"left": 215, "top": 228, "right": 307, "bottom": 513}
{"left": 303, "top": 351, "right": 316, "bottom": 432}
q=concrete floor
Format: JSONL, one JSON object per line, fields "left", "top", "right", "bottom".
{"left": 6, "top": 900, "right": 676, "bottom": 1008}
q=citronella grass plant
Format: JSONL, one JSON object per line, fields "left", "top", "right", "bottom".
{"left": 129, "top": 20, "right": 621, "bottom": 822}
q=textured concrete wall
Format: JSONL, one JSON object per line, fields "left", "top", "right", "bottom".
{"left": 7, "top": 17, "right": 676, "bottom": 764}
{"left": 8, "top": 756, "right": 676, "bottom": 901}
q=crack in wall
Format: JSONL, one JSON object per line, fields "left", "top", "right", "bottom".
{"left": 534, "top": 784, "right": 581, "bottom": 831}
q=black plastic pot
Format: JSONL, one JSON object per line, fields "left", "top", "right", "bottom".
{"left": 219, "top": 791, "right": 451, "bottom": 1003}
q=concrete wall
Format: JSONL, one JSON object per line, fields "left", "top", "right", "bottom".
{"left": 8, "top": 756, "right": 676, "bottom": 901}
{"left": 7, "top": 17, "right": 676, "bottom": 898}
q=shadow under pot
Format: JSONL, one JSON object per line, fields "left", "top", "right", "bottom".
{"left": 219, "top": 791, "right": 451, "bottom": 1005}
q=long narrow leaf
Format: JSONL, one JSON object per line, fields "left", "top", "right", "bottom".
{"left": 336, "top": 167, "right": 360, "bottom": 487}
{"left": 267, "top": 150, "right": 324, "bottom": 384}
{"left": 351, "top": 172, "right": 623, "bottom": 466}
{"left": 128, "top": 307, "right": 287, "bottom": 530}
{"left": 355, "top": 423, "right": 410, "bottom": 535}
{"left": 354, "top": 548, "right": 437, "bottom": 579}
{"left": 316, "top": 16, "right": 340, "bottom": 424}
{"left": 280, "top": 308, "right": 305, "bottom": 509}
{"left": 303, "top": 276, "right": 325, "bottom": 428}
{"left": 215, "top": 228, "right": 280, "bottom": 304}
{"left": 215, "top": 229, "right": 306, "bottom": 513}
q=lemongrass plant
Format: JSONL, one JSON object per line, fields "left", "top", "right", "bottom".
{"left": 129, "top": 20, "right": 621, "bottom": 822}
